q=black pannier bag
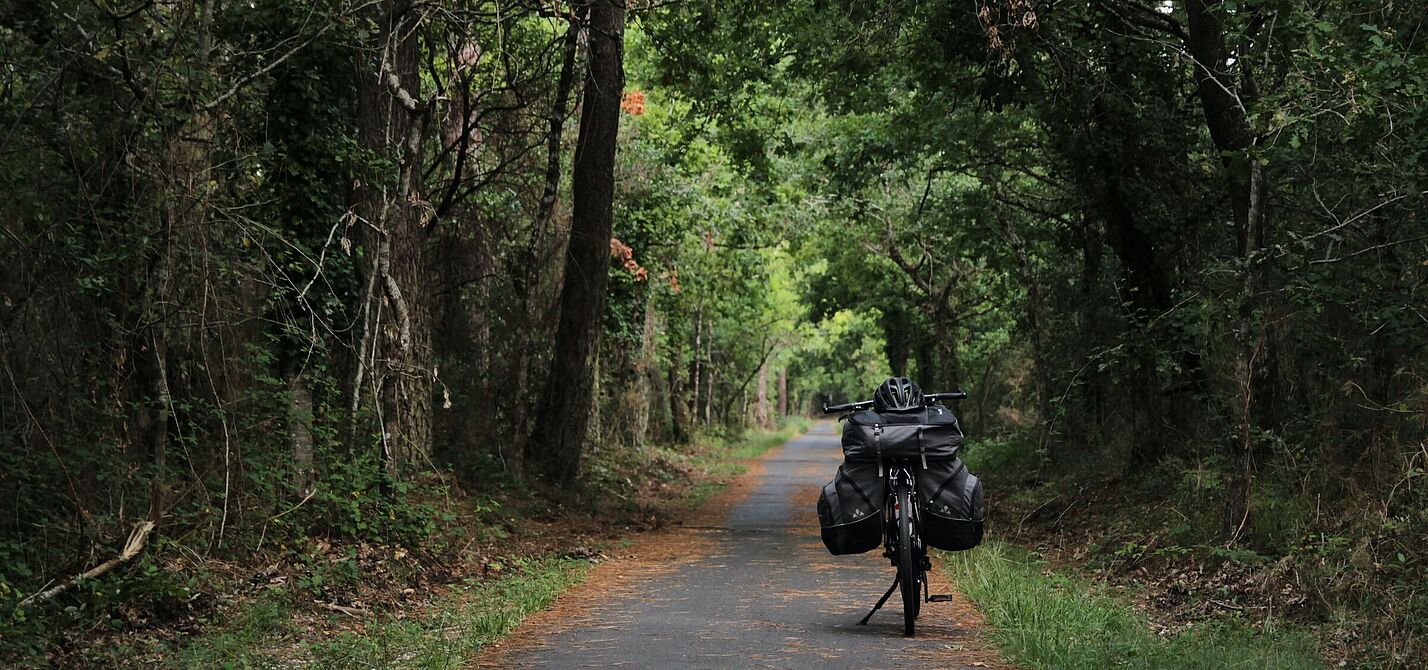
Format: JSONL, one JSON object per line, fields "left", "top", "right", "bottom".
{"left": 841, "top": 406, "right": 963, "bottom": 464}
{"left": 817, "top": 460, "right": 886, "bottom": 555}
{"left": 917, "top": 457, "right": 985, "bottom": 551}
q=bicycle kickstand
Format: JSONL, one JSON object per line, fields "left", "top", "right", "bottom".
{"left": 857, "top": 572, "right": 902, "bottom": 626}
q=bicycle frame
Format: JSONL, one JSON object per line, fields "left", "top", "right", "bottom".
{"left": 856, "top": 457, "right": 930, "bottom": 629}
{"left": 882, "top": 463, "right": 922, "bottom": 567}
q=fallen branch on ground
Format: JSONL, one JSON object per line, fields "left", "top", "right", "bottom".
{"left": 321, "top": 602, "right": 371, "bottom": 618}
{"left": 21, "top": 520, "right": 156, "bottom": 607}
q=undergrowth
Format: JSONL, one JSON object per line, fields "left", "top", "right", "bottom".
{"left": 301, "top": 556, "right": 587, "bottom": 670}
{"left": 685, "top": 418, "right": 811, "bottom": 507}
{"left": 157, "top": 556, "right": 588, "bottom": 669}
{"left": 581, "top": 417, "right": 811, "bottom": 516}
{"left": 960, "top": 433, "right": 1428, "bottom": 667}
{"left": 13, "top": 422, "right": 808, "bottom": 668}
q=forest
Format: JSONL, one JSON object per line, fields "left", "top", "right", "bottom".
{"left": 1, "top": 0, "right": 1424, "bottom": 667}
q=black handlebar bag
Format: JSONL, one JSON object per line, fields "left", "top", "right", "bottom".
{"left": 816, "top": 460, "right": 885, "bottom": 555}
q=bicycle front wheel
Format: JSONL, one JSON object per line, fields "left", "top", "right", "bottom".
{"left": 897, "top": 484, "right": 918, "bottom": 636}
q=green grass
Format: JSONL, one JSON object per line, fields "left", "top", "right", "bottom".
{"left": 167, "top": 590, "right": 298, "bottom": 668}
{"left": 165, "top": 557, "right": 588, "bottom": 669}
{"left": 728, "top": 417, "right": 812, "bottom": 459}
{"left": 683, "top": 418, "right": 812, "bottom": 506}
{"left": 699, "top": 417, "right": 812, "bottom": 474}
{"left": 943, "top": 542, "right": 1324, "bottom": 670}
{"left": 305, "top": 557, "right": 588, "bottom": 669}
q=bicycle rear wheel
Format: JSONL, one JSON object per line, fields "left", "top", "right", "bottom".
{"left": 897, "top": 484, "right": 918, "bottom": 636}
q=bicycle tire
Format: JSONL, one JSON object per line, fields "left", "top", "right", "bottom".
{"left": 897, "top": 484, "right": 917, "bottom": 636}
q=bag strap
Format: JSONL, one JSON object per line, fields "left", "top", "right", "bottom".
{"left": 927, "top": 460, "right": 967, "bottom": 503}
{"left": 874, "top": 424, "right": 883, "bottom": 478}
{"left": 839, "top": 468, "right": 876, "bottom": 512}
{"left": 917, "top": 425, "right": 927, "bottom": 469}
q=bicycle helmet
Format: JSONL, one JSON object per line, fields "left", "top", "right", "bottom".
{"left": 873, "top": 376, "right": 924, "bottom": 412}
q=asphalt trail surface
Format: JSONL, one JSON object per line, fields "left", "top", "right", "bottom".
{"left": 480, "top": 422, "right": 997, "bottom": 669}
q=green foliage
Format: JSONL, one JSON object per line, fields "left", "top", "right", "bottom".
{"left": 959, "top": 436, "right": 1041, "bottom": 480}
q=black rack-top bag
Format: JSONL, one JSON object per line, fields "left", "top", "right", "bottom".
{"left": 816, "top": 460, "right": 886, "bottom": 555}
{"left": 841, "top": 405, "right": 964, "bottom": 465}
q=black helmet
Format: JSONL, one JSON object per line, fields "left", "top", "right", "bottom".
{"left": 873, "top": 376, "right": 924, "bottom": 412}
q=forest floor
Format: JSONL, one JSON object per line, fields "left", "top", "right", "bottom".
{"left": 34, "top": 422, "right": 808, "bottom": 669}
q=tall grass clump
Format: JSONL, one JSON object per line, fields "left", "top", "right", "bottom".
{"left": 944, "top": 542, "right": 1323, "bottom": 670}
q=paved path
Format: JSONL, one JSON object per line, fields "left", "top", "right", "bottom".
{"left": 479, "top": 422, "right": 999, "bottom": 669}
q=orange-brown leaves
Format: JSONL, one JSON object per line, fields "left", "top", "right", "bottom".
{"left": 977, "top": 0, "right": 1039, "bottom": 58}
{"left": 659, "top": 269, "right": 681, "bottom": 294}
{"left": 620, "top": 90, "right": 646, "bottom": 115}
{"left": 610, "top": 237, "right": 648, "bottom": 282}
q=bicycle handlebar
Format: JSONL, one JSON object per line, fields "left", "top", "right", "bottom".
{"left": 821, "top": 400, "right": 873, "bottom": 414}
{"left": 925, "top": 391, "right": 969, "bottom": 402}
{"left": 820, "top": 391, "right": 967, "bottom": 414}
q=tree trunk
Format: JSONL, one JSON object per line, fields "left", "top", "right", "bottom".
{"left": 777, "top": 367, "right": 788, "bottom": 419}
{"left": 527, "top": 0, "right": 625, "bottom": 484}
{"left": 755, "top": 361, "right": 770, "bottom": 428}
{"left": 933, "top": 309, "right": 961, "bottom": 391}
{"left": 139, "top": 5, "right": 215, "bottom": 531}
{"left": 1077, "top": 215, "right": 1107, "bottom": 441}
{"left": 588, "top": 348, "right": 603, "bottom": 446}
{"left": 669, "top": 363, "right": 689, "bottom": 442}
{"left": 136, "top": 331, "right": 171, "bottom": 526}
{"left": 879, "top": 305, "right": 912, "bottom": 376}
{"left": 432, "top": 34, "right": 493, "bottom": 471}
{"left": 288, "top": 371, "right": 315, "bottom": 495}
{"left": 914, "top": 338, "right": 937, "bottom": 389}
{"left": 632, "top": 293, "right": 658, "bottom": 445}
{"left": 1003, "top": 218, "right": 1055, "bottom": 457}
{"left": 353, "top": 0, "right": 432, "bottom": 480}
{"left": 1093, "top": 109, "right": 1172, "bottom": 467}
{"left": 511, "top": 15, "right": 582, "bottom": 458}
{"left": 1183, "top": 0, "right": 1277, "bottom": 539}
{"left": 705, "top": 365, "right": 715, "bottom": 427}
{"left": 691, "top": 308, "right": 703, "bottom": 427}
{"left": 742, "top": 388, "right": 750, "bottom": 427}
